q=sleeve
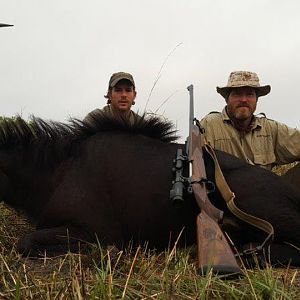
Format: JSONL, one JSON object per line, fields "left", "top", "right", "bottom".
{"left": 83, "top": 109, "right": 102, "bottom": 125}
{"left": 83, "top": 112, "right": 92, "bottom": 124}
{"left": 200, "top": 115, "right": 216, "bottom": 147}
{"left": 272, "top": 121, "right": 300, "bottom": 164}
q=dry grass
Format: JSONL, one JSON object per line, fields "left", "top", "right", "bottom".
{"left": 272, "top": 162, "right": 299, "bottom": 176}
{"left": 0, "top": 203, "right": 299, "bottom": 299}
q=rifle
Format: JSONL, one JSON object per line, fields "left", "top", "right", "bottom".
{"left": 186, "top": 84, "right": 242, "bottom": 275}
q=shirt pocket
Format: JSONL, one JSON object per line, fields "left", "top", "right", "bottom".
{"left": 214, "top": 138, "right": 234, "bottom": 152}
{"left": 253, "top": 152, "right": 276, "bottom": 166}
{"left": 253, "top": 133, "right": 276, "bottom": 165}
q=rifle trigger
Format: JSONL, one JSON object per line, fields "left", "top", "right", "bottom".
{"left": 191, "top": 177, "right": 215, "bottom": 193}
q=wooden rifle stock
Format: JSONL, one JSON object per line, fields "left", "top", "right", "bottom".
{"left": 187, "top": 85, "right": 241, "bottom": 275}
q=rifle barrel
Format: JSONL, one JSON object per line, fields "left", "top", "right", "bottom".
{"left": 187, "top": 84, "right": 194, "bottom": 137}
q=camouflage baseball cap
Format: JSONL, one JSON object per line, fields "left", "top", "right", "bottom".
{"left": 108, "top": 72, "right": 135, "bottom": 88}
{"left": 216, "top": 71, "right": 271, "bottom": 98}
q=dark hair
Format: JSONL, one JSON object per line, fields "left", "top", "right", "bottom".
{"left": 104, "top": 87, "right": 112, "bottom": 104}
{"left": 0, "top": 114, "right": 177, "bottom": 169}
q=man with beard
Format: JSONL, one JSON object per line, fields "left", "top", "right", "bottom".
{"left": 200, "top": 71, "right": 300, "bottom": 170}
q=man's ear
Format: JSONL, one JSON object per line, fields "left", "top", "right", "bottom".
{"left": 132, "top": 91, "right": 137, "bottom": 102}
{"left": 106, "top": 90, "right": 112, "bottom": 104}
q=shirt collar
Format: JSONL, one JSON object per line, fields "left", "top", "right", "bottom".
{"left": 221, "top": 106, "right": 262, "bottom": 131}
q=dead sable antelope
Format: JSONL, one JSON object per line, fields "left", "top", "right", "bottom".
{"left": 0, "top": 114, "right": 299, "bottom": 266}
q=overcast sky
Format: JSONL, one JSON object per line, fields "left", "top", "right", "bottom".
{"left": 1, "top": 0, "right": 299, "bottom": 141}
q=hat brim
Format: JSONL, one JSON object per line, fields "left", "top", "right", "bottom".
{"left": 217, "top": 85, "right": 271, "bottom": 98}
{"left": 110, "top": 77, "right": 135, "bottom": 88}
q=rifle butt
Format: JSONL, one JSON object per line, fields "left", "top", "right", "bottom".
{"left": 196, "top": 212, "right": 243, "bottom": 277}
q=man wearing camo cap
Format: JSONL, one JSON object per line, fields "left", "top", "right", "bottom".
{"left": 200, "top": 71, "right": 300, "bottom": 170}
{"left": 84, "top": 72, "right": 139, "bottom": 124}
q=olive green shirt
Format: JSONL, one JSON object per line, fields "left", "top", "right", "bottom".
{"left": 200, "top": 108, "right": 300, "bottom": 170}
{"left": 84, "top": 105, "right": 139, "bottom": 125}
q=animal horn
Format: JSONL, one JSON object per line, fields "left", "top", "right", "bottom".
{"left": 0, "top": 23, "right": 14, "bottom": 27}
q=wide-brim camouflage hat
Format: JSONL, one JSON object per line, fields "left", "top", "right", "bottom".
{"left": 109, "top": 72, "right": 135, "bottom": 88}
{"left": 216, "top": 71, "right": 271, "bottom": 98}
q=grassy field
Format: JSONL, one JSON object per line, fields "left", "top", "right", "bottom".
{"left": 0, "top": 202, "right": 299, "bottom": 300}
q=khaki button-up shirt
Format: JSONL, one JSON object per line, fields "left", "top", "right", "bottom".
{"left": 200, "top": 108, "right": 300, "bottom": 170}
